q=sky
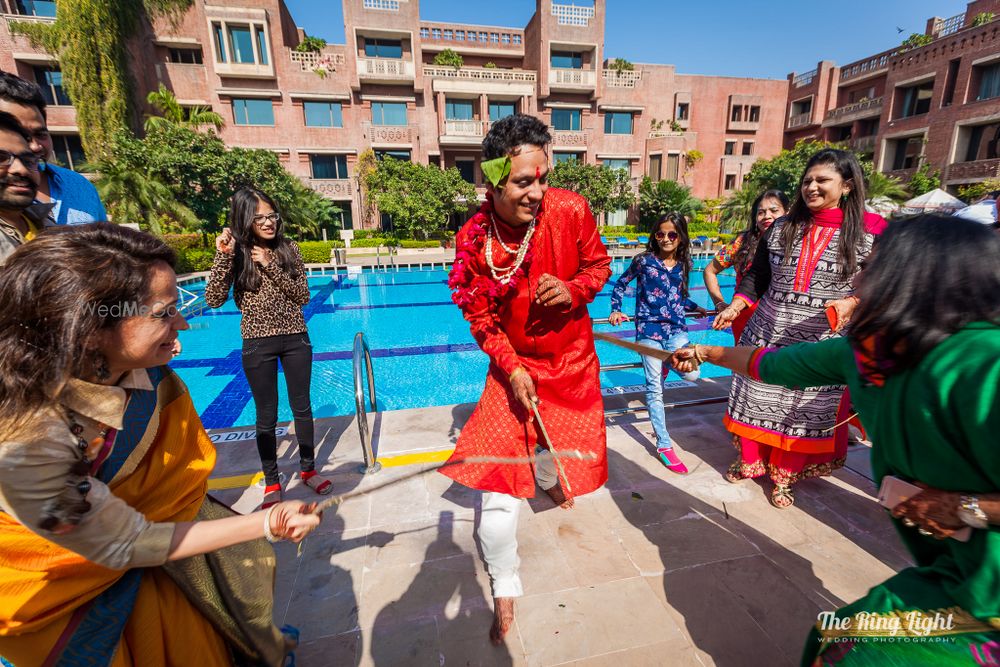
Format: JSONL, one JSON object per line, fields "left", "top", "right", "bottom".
{"left": 283, "top": 0, "right": 972, "bottom": 79}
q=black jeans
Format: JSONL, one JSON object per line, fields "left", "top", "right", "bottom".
{"left": 242, "top": 333, "right": 315, "bottom": 485}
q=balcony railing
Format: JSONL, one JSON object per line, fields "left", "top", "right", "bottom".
{"left": 366, "top": 123, "right": 417, "bottom": 145}
{"left": 793, "top": 69, "right": 817, "bottom": 87}
{"left": 549, "top": 68, "right": 596, "bottom": 89}
{"left": 885, "top": 166, "right": 918, "bottom": 182}
{"left": 550, "top": 128, "right": 589, "bottom": 147}
{"left": 551, "top": 2, "right": 594, "bottom": 26}
{"left": 824, "top": 96, "right": 883, "bottom": 125}
{"left": 308, "top": 178, "right": 353, "bottom": 198}
{"left": 840, "top": 48, "right": 897, "bottom": 82}
{"left": 788, "top": 111, "right": 814, "bottom": 129}
{"left": 945, "top": 158, "right": 1000, "bottom": 182}
{"left": 357, "top": 58, "right": 415, "bottom": 81}
{"left": 648, "top": 130, "right": 686, "bottom": 138}
{"left": 849, "top": 135, "right": 877, "bottom": 154}
{"left": 932, "top": 12, "right": 966, "bottom": 37}
{"left": 423, "top": 66, "right": 536, "bottom": 83}
{"left": 443, "top": 119, "right": 487, "bottom": 137}
{"left": 289, "top": 49, "right": 345, "bottom": 74}
{"left": 602, "top": 69, "right": 642, "bottom": 88}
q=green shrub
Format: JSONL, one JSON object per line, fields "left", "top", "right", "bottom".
{"left": 298, "top": 240, "right": 344, "bottom": 263}
{"left": 163, "top": 233, "right": 212, "bottom": 251}
{"left": 599, "top": 225, "right": 638, "bottom": 235}
{"left": 717, "top": 233, "right": 736, "bottom": 244}
{"left": 350, "top": 237, "right": 399, "bottom": 248}
{"left": 175, "top": 248, "right": 215, "bottom": 274}
{"left": 688, "top": 221, "right": 720, "bottom": 237}
{"left": 399, "top": 240, "right": 441, "bottom": 248}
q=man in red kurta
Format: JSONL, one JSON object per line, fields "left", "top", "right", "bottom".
{"left": 442, "top": 114, "right": 611, "bottom": 644}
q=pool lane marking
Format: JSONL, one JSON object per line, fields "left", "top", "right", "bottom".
{"left": 206, "top": 449, "right": 456, "bottom": 490}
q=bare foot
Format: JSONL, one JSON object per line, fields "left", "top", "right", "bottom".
{"left": 543, "top": 484, "right": 575, "bottom": 509}
{"left": 490, "top": 597, "right": 516, "bottom": 645}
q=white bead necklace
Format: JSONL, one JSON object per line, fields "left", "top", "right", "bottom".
{"left": 485, "top": 213, "right": 536, "bottom": 285}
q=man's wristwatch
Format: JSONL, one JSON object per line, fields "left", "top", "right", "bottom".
{"left": 958, "top": 495, "right": 989, "bottom": 529}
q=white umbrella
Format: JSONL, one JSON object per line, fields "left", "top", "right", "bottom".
{"left": 865, "top": 196, "right": 899, "bottom": 218}
{"left": 900, "top": 188, "right": 966, "bottom": 215}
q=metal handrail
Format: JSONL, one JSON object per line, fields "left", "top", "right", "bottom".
{"left": 353, "top": 332, "right": 381, "bottom": 474}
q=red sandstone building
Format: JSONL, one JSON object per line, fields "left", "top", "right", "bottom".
{"left": 0, "top": 0, "right": 791, "bottom": 229}
{"left": 784, "top": 0, "right": 1000, "bottom": 194}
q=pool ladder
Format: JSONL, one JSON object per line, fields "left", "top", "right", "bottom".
{"left": 353, "top": 332, "right": 382, "bottom": 475}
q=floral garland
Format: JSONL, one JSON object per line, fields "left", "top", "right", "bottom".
{"left": 448, "top": 201, "right": 535, "bottom": 312}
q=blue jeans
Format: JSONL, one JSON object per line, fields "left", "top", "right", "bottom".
{"left": 638, "top": 333, "right": 700, "bottom": 450}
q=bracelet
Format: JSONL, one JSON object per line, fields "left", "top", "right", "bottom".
{"left": 263, "top": 505, "right": 281, "bottom": 543}
{"left": 509, "top": 366, "right": 527, "bottom": 382}
{"left": 693, "top": 345, "right": 705, "bottom": 364}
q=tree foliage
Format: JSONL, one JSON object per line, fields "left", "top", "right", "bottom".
{"left": 607, "top": 58, "right": 634, "bottom": 73}
{"left": 10, "top": 0, "right": 195, "bottom": 160}
{"left": 93, "top": 157, "right": 199, "bottom": 235}
{"left": 548, "top": 160, "right": 636, "bottom": 220}
{"left": 433, "top": 49, "right": 464, "bottom": 69}
{"left": 901, "top": 33, "right": 933, "bottom": 50}
{"left": 145, "top": 84, "right": 223, "bottom": 133}
{"left": 637, "top": 177, "right": 703, "bottom": 225}
{"left": 363, "top": 158, "right": 476, "bottom": 239}
{"left": 907, "top": 163, "right": 941, "bottom": 197}
{"left": 958, "top": 178, "right": 1000, "bottom": 202}
{"left": 295, "top": 34, "right": 327, "bottom": 52}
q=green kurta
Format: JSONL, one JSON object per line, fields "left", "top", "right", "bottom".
{"left": 752, "top": 323, "right": 1000, "bottom": 665}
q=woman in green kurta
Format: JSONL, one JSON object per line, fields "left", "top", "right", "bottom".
{"left": 672, "top": 215, "right": 1000, "bottom": 666}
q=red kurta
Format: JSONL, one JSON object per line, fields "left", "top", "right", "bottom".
{"left": 442, "top": 188, "right": 612, "bottom": 499}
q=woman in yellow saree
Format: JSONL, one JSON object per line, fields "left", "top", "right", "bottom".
{"left": 0, "top": 224, "right": 320, "bottom": 666}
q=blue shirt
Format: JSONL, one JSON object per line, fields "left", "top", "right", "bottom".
{"left": 44, "top": 163, "right": 106, "bottom": 225}
{"left": 610, "top": 252, "right": 698, "bottom": 340}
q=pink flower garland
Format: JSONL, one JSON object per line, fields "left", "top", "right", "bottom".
{"left": 448, "top": 202, "right": 535, "bottom": 313}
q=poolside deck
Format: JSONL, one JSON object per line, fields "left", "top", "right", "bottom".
{"left": 206, "top": 381, "right": 907, "bottom": 667}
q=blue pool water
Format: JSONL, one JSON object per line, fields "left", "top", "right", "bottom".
{"left": 172, "top": 258, "right": 736, "bottom": 429}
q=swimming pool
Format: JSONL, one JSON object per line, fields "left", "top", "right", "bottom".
{"left": 171, "top": 258, "right": 737, "bottom": 429}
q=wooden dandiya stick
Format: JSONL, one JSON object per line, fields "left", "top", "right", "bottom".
{"left": 530, "top": 402, "right": 574, "bottom": 495}
{"left": 593, "top": 332, "right": 676, "bottom": 362}
{"left": 309, "top": 450, "right": 597, "bottom": 515}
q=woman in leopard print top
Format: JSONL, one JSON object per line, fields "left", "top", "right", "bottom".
{"left": 205, "top": 187, "right": 332, "bottom": 508}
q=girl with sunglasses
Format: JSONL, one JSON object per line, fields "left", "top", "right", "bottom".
{"left": 205, "top": 187, "right": 330, "bottom": 509}
{"left": 609, "top": 212, "right": 706, "bottom": 474}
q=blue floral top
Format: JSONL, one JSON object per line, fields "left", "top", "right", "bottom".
{"left": 610, "top": 252, "right": 698, "bottom": 340}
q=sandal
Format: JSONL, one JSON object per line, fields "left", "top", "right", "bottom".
{"left": 301, "top": 471, "right": 333, "bottom": 495}
{"left": 657, "top": 447, "right": 688, "bottom": 474}
{"left": 261, "top": 483, "right": 282, "bottom": 510}
{"left": 770, "top": 484, "right": 794, "bottom": 509}
{"left": 724, "top": 461, "right": 745, "bottom": 484}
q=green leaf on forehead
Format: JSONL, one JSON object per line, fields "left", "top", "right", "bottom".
{"left": 481, "top": 156, "right": 511, "bottom": 187}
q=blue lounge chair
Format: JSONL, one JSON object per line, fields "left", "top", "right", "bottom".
{"left": 637, "top": 235, "right": 649, "bottom": 245}
{"left": 616, "top": 236, "right": 637, "bottom": 248}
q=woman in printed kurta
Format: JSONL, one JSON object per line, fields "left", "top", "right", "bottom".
{"left": 713, "top": 149, "right": 886, "bottom": 508}
{"left": 675, "top": 215, "right": 1000, "bottom": 667}
{"left": 609, "top": 212, "right": 706, "bottom": 473}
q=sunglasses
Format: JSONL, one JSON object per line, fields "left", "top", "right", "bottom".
{"left": 654, "top": 231, "right": 679, "bottom": 241}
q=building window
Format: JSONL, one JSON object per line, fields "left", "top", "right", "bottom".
{"left": 977, "top": 62, "right": 1000, "bottom": 101}
{"left": 942, "top": 59, "right": 961, "bottom": 107}
{"left": 51, "top": 134, "right": 85, "bottom": 170}
{"left": 444, "top": 30, "right": 452, "bottom": 40}
{"left": 432, "top": 28, "right": 441, "bottom": 39}
{"left": 168, "top": 47, "right": 203, "bottom": 64}
{"left": 15, "top": 1, "right": 56, "bottom": 17}
{"left": 213, "top": 23, "right": 227, "bottom": 63}
{"left": 791, "top": 97, "right": 812, "bottom": 116}
{"left": 455, "top": 160, "right": 475, "bottom": 184}
{"left": 371, "top": 102, "right": 407, "bottom": 126}
{"left": 731, "top": 106, "right": 742, "bottom": 122}
{"left": 676, "top": 102, "right": 689, "bottom": 121}
{"left": 897, "top": 80, "right": 934, "bottom": 118}
{"left": 749, "top": 105, "right": 760, "bottom": 122}
{"left": 33, "top": 66, "right": 70, "bottom": 106}
{"left": 891, "top": 136, "right": 923, "bottom": 170}
{"left": 665, "top": 153, "right": 680, "bottom": 181}
{"left": 311, "top": 154, "right": 349, "bottom": 179}
{"left": 478, "top": 32, "right": 488, "bottom": 43}
{"left": 550, "top": 51, "right": 582, "bottom": 69}
{"left": 454, "top": 30, "right": 465, "bottom": 41}
{"left": 553, "top": 152, "right": 580, "bottom": 163}
{"left": 232, "top": 98, "right": 274, "bottom": 126}
{"left": 364, "top": 38, "right": 403, "bottom": 59}
{"left": 602, "top": 159, "right": 629, "bottom": 173}
{"left": 228, "top": 26, "right": 256, "bottom": 64}
{"left": 445, "top": 99, "right": 474, "bottom": 120}
{"left": 338, "top": 206, "right": 354, "bottom": 230}
{"left": 501, "top": 33, "right": 510, "bottom": 44}
{"left": 375, "top": 149, "right": 411, "bottom": 161}
{"left": 742, "top": 141, "right": 754, "bottom": 156}
{"left": 963, "top": 121, "right": 1000, "bottom": 162}
{"left": 724, "top": 140, "right": 736, "bottom": 156}
{"left": 551, "top": 108, "right": 581, "bottom": 131}
{"left": 489, "top": 102, "right": 515, "bottom": 121}
{"left": 303, "top": 101, "right": 343, "bottom": 128}
{"left": 512, "top": 34, "right": 522, "bottom": 45}
{"left": 724, "top": 174, "right": 737, "bottom": 190}
{"left": 490, "top": 32, "right": 499, "bottom": 43}
{"left": 420, "top": 27, "right": 429, "bottom": 38}
{"left": 648, "top": 154, "right": 662, "bottom": 181}
{"left": 256, "top": 27, "right": 269, "bottom": 65}
{"left": 604, "top": 111, "right": 633, "bottom": 135}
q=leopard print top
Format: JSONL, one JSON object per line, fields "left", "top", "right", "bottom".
{"left": 204, "top": 242, "right": 311, "bottom": 339}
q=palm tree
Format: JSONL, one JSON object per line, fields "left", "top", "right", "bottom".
{"left": 865, "top": 170, "right": 910, "bottom": 202}
{"left": 144, "top": 84, "right": 224, "bottom": 133}
{"left": 719, "top": 186, "right": 761, "bottom": 233}
{"left": 93, "top": 157, "right": 200, "bottom": 234}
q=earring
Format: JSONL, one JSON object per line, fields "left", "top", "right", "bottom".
{"left": 92, "top": 353, "right": 110, "bottom": 382}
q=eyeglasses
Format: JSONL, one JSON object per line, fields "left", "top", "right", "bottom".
{"left": 0, "top": 150, "right": 40, "bottom": 172}
{"left": 654, "top": 231, "right": 679, "bottom": 241}
{"left": 252, "top": 212, "right": 280, "bottom": 226}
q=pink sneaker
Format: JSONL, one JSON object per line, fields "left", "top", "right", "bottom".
{"left": 657, "top": 447, "right": 688, "bottom": 474}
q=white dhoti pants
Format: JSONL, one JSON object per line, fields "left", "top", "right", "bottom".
{"left": 478, "top": 448, "right": 560, "bottom": 598}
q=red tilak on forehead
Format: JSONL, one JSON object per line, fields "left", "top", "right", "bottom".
{"left": 535, "top": 166, "right": 541, "bottom": 179}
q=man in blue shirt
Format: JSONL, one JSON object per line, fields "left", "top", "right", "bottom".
{"left": 0, "top": 72, "right": 106, "bottom": 225}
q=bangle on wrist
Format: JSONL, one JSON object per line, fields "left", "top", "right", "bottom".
{"left": 263, "top": 505, "right": 281, "bottom": 543}
{"left": 693, "top": 345, "right": 706, "bottom": 364}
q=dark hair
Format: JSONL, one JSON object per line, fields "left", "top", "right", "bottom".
{"left": 849, "top": 214, "right": 1000, "bottom": 377}
{"left": 783, "top": 149, "right": 867, "bottom": 277}
{"left": 0, "top": 71, "right": 47, "bottom": 120}
{"left": 0, "top": 110, "right": 31, "bottom": 144}
{"left": 482, "top": 114, "right": 551, "bottom": 160}
{"left": 0, "top": 223, "right": 175, "bottom": 435}
{"left": 644, "top": 212, "right": 693, "bottom": 297}
{"left": 732, "top": 189, "right": 790, "bottom": 273}
{"left": 229, "top": 187, "right": 301, "bottom": 295}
